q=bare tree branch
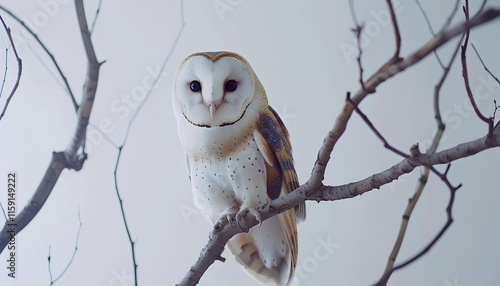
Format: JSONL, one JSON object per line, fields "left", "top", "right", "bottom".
{"left": 386, "top": 0, "right": 401, "bottom": 59}
{"left": 65, "top": 0, "right": 101, "bottom": 161}
{"left": 179, "top": 121, "right": 500, "bottom": 285}
{"left": 349, "top": 0, "right": 372, "bottom": 93}
{"left": 381, "top": 31, "right": 464, "bottom": 277}
{"left": 374, "top": 164, "right": 462, "bottom": 286}
{"left": 0, "top": 0, "right": 101, "bottom": 254}
{"left": 177, "top": 7, "right": 500, "bottom": 285}
{"left": 460, "top": 0, "right": 494, "bottom": 137}
{"left": 318, "top": 123, "right": 500, "bottom": 202}
{"left": 336, "top": 6, "right": 500, "bottom": 165}
{"left": 0, "top": 4, "right": 78, "bottom": 111}
{"left": 471, "top": 43, "right": 500, "bottom": 85}
{"left": 0, "top": 14, "right": 21, "bottom": 121}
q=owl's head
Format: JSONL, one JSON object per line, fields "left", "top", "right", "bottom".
{"left": 173, "top": 52, "right": 263, "bottom": 128}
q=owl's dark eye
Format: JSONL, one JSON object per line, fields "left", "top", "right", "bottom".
{"left": 190, "top": 81, "right": 201, "bottom": 92}
{"left": 225, "top": 80, "right": 237, "bottom": 92}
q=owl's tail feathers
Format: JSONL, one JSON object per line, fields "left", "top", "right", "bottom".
{"left": 226, "top": 232, "right": 292, "bottom": 286}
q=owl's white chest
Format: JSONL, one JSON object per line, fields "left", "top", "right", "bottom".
{"left": 187, "top": 129, "right": 268, "bottom": 223}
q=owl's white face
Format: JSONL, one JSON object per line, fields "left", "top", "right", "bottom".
{"left": 173, "top": 52, "right": 256, "bottom": 128}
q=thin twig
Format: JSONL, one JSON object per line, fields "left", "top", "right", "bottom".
{"left": 48, "top": 207, "right": 83, "bottom": 285}
{"left": 494, "top": 100, "right": 499, "bottom": 123}
{"left": 111, "top": 1, "right": 186, "bottom": 284}
{"left": 352, "top": 24, "right": 370, "bottom": 93}
{"left": 0, "top": 47, "right": 8, "bottom": 99}
{"left": 415, "top": 0, "right": 445, "bottom": 68}
{"left": 437, "top": 0, "right": 461, "bottom": 33}
{"left": 346, "top": 92, "right": 409, "bottom": 158}
{"left": 90, "top": 0, "right": 104, "bottom": 35}
{"left": 386, "top": 0, "right": 402, "bottom": 60}
{"left": 349, "top": 0, "right": 375, "bottom": 93}
{"left": 416, "top": 0, "right": 436, "bottom": 36}
{"left": 471, "top": 43, "right": 500, "bottom": 84}
{"left": 113, "top": 147, "right": 138, "bottom": 286}
{"left": 0, "top": 4, "right": 78, "bottom": 111}
{"left": 0, "top": 14, "right": 21, "bottom": 121}
{"left": 460, "top": 0, "right": 494, "bottom": 136}
{"left": 348, "top": 0, "right": 359, "bottom": 28}
{"left": 354, "top": 27, "right": 371, "bottom": 92}
{"left": 416, "top": 0, "right": 460, "bottom": 69}
{"left": 25, "top": 40, "right": 68, "bottom": 94}
{"left": 122, "top": 1, "right": 185, "bottom": 144}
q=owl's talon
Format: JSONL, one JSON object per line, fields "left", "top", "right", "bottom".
{"left": 227, "top": 213, "right": 237, "bottom": 224}
{"left": 214, "top": 216, "right": 229, "bottom": 230}
{"left": 249, "top": 207, "right": 263, "bottom": 228}
{"left": 235, "top": 207, "right": 263, "bottom": 230}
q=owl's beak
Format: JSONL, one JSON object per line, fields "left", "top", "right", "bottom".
{"left": 207, "top": 100, "right": 221, "bottom": 120}
{"left": 209, "top": 104, "right": 216, "bottom": 120}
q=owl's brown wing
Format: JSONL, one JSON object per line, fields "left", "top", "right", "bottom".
{"left": 254, "top": 106, "right": 306, "bottom": 219}
{"left": 252, "top": 105, "right": 306, "bottom": 284}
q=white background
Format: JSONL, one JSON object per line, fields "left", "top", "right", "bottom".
{"left": 0, "top": 0, "right": 499, "bottom": 285}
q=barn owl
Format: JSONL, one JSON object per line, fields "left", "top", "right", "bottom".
{"left": 172, "top": 51, "right": 305, "bottom": 286}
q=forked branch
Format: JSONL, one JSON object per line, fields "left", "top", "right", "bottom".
{"left": 380, "top": 30, "right": 464, "bottom": 279}
{"left": 0, "top": 4, "right": 78, "bottom": 111}
{"left": 0, "top": 0, "right": 101, "bottom": 254}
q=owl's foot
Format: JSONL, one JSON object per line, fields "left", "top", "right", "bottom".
{"left": 236, "top": 207, "right": 263, "bottom": 230}
{"left": 213, "top": 207, "right": 263, "bottom": 231}
{"left": 214, "top": 213, "right": 237, "bottom": 231}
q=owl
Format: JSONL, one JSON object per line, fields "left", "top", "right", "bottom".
{"left": 172, "top": 51, "right": 305, "bottom": 286}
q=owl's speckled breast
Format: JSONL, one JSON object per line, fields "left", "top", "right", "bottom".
{"left": 187, "top": 131, "right": 268, "bottom": 224}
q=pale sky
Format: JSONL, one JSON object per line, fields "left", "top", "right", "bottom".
{"left": 0, "top": 1, "right": 499, "bottom": 285}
